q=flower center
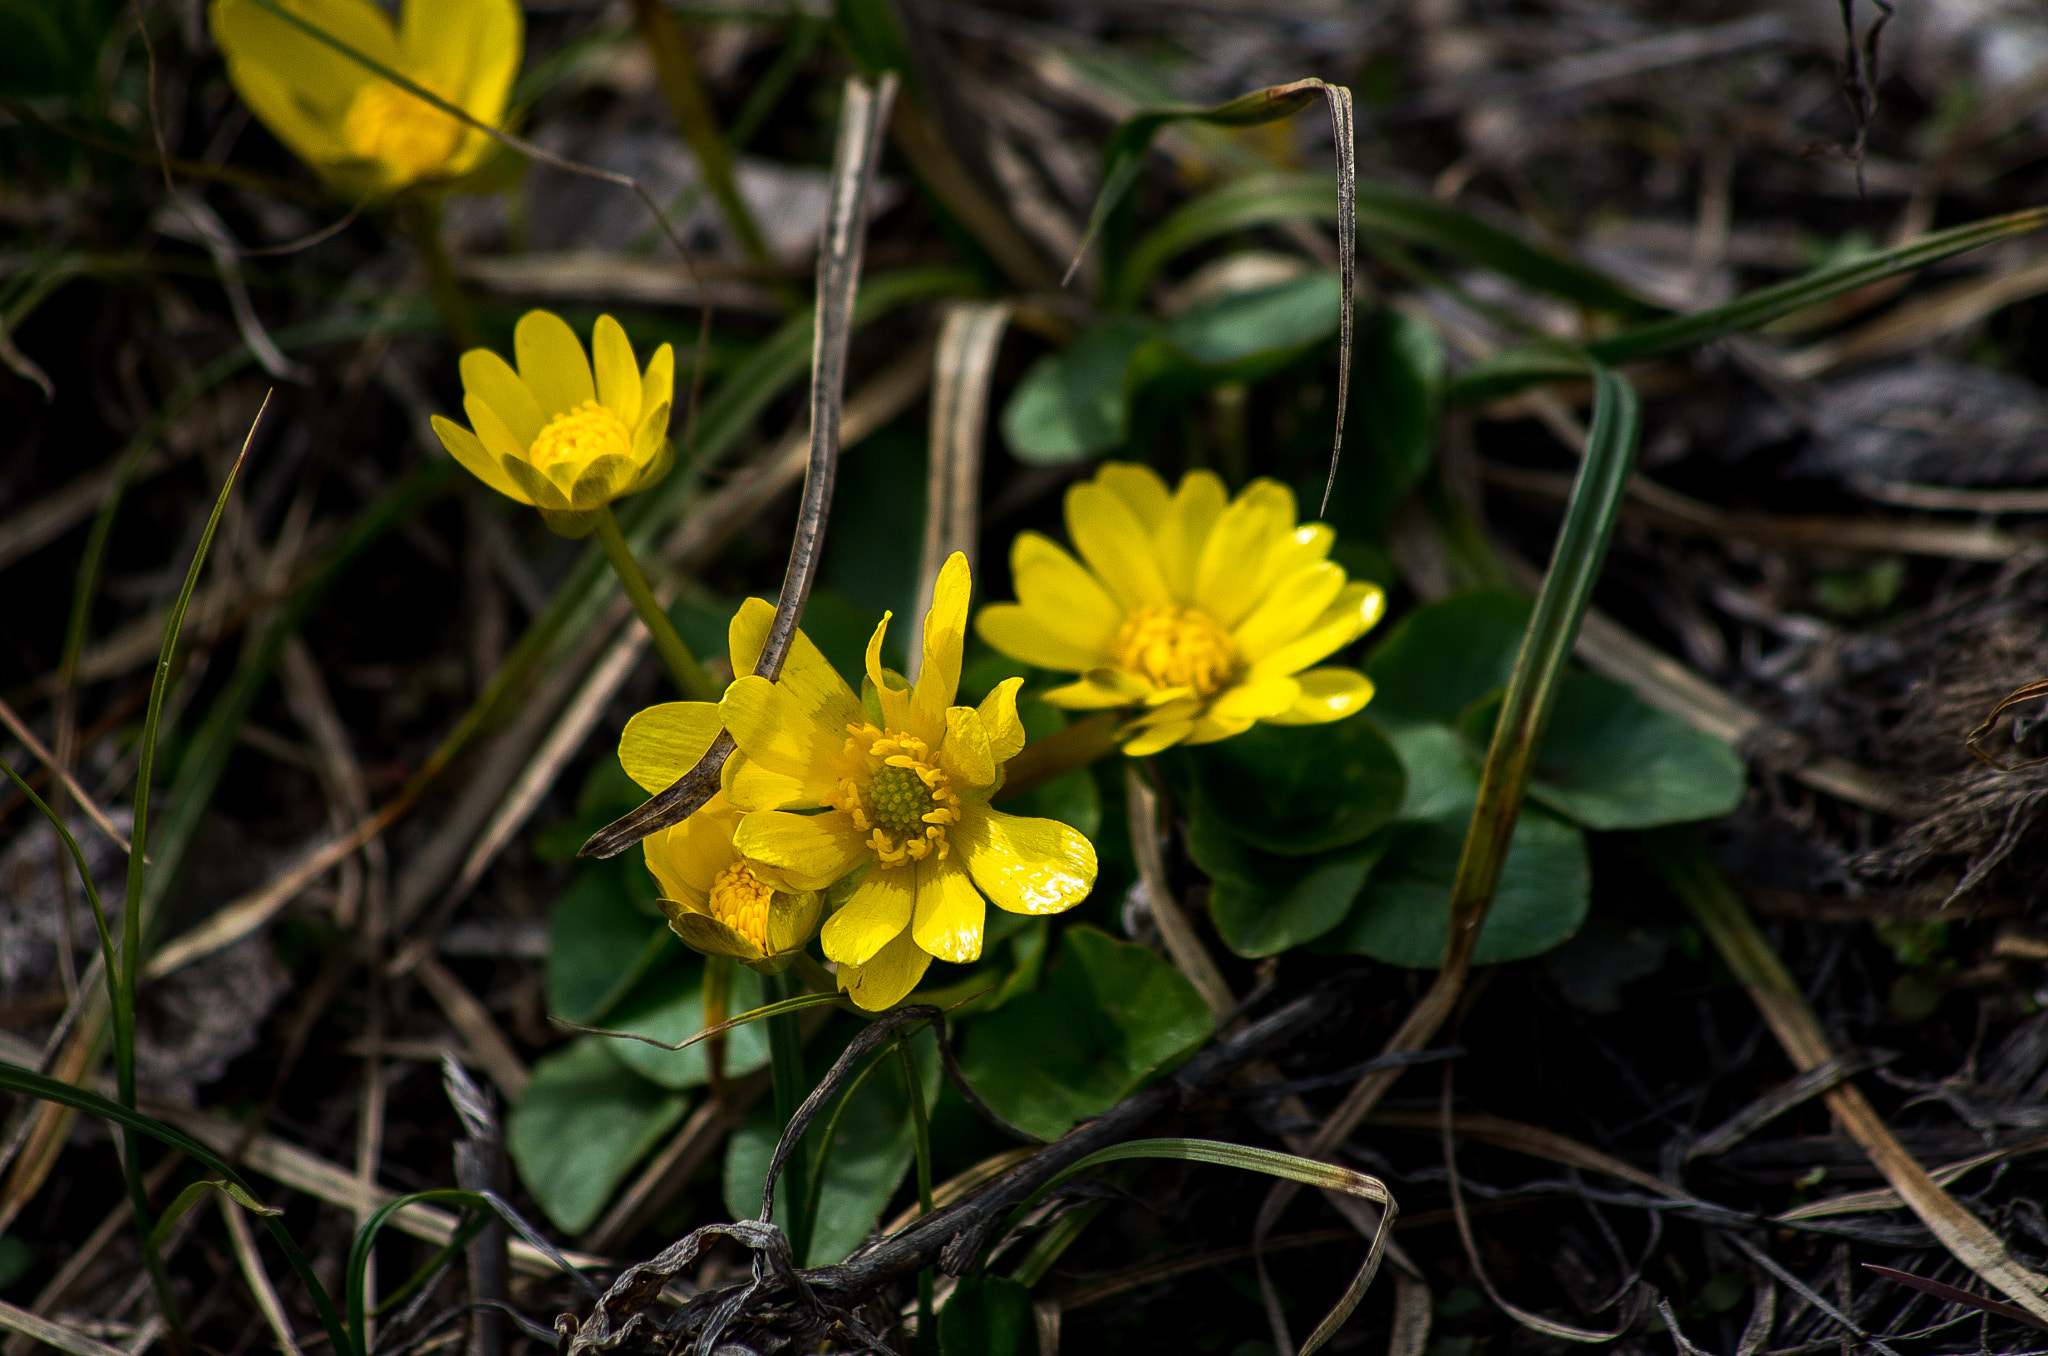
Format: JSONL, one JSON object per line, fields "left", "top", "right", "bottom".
{"left": 529, "top": 400, "right": 632, "bottom": 478}
{"left": 341, "top": 79, "right": 464, "bottom": 180}
{"left": 1113, "top": 605, "right": 1239, "bottom": 697}
{"left": 706, "top": 862, "right": 773, "bottom": 950}
{"left": 829, "top": 726, "right": 962, "bottom": 866}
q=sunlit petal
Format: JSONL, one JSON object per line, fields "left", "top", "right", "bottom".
{"left": 956, "top": 808, "right": 1097, "bottom": 916}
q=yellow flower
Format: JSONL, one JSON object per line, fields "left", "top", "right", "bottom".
{"left": 640, "top": 796, "right": 823, "bottom": 972}
{"left": 976, "top": 463, "right": 1385, "bottom": 756}
{"left": 210, "top": 0, "right": 521, "bottom": 196}
{"left": 719, "top": 553, "right": 1099, "bottom": 1012}
{"left": 431, "top": 311, "right": 675, "bottom": 537}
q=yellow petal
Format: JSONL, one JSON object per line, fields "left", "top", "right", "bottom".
{"left": 1183, "top": 709, "right": 1257, "bottom": 746}
{"left": 723, "top": 753, "right": 813, "bottom": 813}
{"left": 912, "top": 856, "right": 985, "bottom": 964}
{"left": 1265, "top": 667, "right": 1376, "bottom": 725}
{"left": 864, "top": 615, "right": 910, "bottom": 731}
{"left": 1157, "top": 469, "right": 1228, "bottom": 602}
{"left": 619, "top": 701, "right": 723, "bottom": 794}
{"left": 1232, "top": 562, "right": 1347, "bottom": 661}
{"left": 1193, "top": 479, "right": 1298, "bottom": 628}
{"left": 514, "top": 310, "right": 595, "bottom": 417}
{"left": 1011, "top": 532, "right": 1121, "bottom": 656}
{"left": 431, "top": 415, "right": 526, "bottom": 503}
{"left": 210, "top": 0, "right": 397, "bottom": 148}
{"left": 500, "top": 454, "right": 571, "bottom": 510}
{"left": 1209, "top": 675, "right": 1301, "bottom": 721}
{"left": 821, "top": 866, "right": 913, "bottom": 966}
{"left": 975, "top": 604, "right": 1101, "bottom": 674}
{"left": 567, "top": 453, "right": 635, "bottom": 509}
{"left": 1093, "top": 462, "right": 1171, "bottom": 532}
{"left": 977, "top": 677, "right": 1027, "bottom": 764}
{"left": 590, "top": 315, "right": 642, "bottom": 427}
{"left": 643, "top": 803, "right": 738, "bottom": 902}
{"left": 1064, "top": 480, "right": 1171, "bottom": 613}
{"left": 624, "top": 432, "right": 673, "bottom": 497}
{"left": 912, "top": 552, "right": 970, "bottom": 736}
{"left": 838, "top": 923, "right": 931, "bottom": 1012}
{"left": 765, "top": 889, "right": 823, "bottom": 955}
{"left": 1249, "top": 582, "right": 1386, "bottom": 681}
{"left": 955, "top": 807, "right": 1096, "bottom": 916}
{"left": 939, "top": 706, "right": 996, "bottom": 792}
{"left": 727, "top": 597, "right": 864, "bottom": 732}
{"left": 1121, "top": 715, "right": 1194, "bottom": 756}
{"left": 721, "top": 675, "right": 838, "bottom": 786}
{"left": 401, "top": 0, "right": 519, "bottom": 129}
{"left": 640, "top": 343, "right": 675, "bottom": 430}
{"left": 1041, "top": 669, "right": 1149, "bottom": 710}
{"left": 458, "top": 347, "right": 544, "bottom": 448}
{"left": 735, "top": 809, "right": 869, "bottom": 893}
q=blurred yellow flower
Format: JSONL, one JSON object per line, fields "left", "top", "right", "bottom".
{"left": 719, "top": 553, "right": 1098, "bottom": 1012}
{"left": 977, "top": 464, "right": 1385, "bottom": 756}
{"left": 210, "top": 0, "right": 521, "bottom": 195}
{"left": 431, "top": 311, "right": 675, "bottom": 537}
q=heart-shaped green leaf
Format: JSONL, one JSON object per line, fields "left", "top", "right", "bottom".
{"left": 508, "top": 1038, "right": 688, "bottom": 1233}
{"left": 1181, "top": 716, "right": 1405, "bottom": 856}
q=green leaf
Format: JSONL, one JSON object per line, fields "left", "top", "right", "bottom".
{"left": 1461, "top": 672, "right": 1745, "bottom": 830}
{"left": 723, "top": 1026, "right": 940, "bottom": 1265}
{"left": 1000, "top": 315, "right": 1156, "bottom": 465}
{"left": 959, "top": 927, "right": 1214, "bottom": 1142}
{"left": 1188, "top": 797, "right": 1389, "bottom": 958}
{"left": 1363, "top": 590, "right": 1531, "bottom": 731}
{"left": 546, "top": 857, "right": 670, "bottom": 1025}
{"left": 1322, "top": 802, "right": 1588, "bottom": 967}
{"left": 146, "top": 1179, "right": 280, "bottom": 1253}
{"left": 1182, "top": 718, "right": 1405, "bottom": 856}
{"left": 507, "top": 1038, "right": 688, "bottom": 1235}
{"left": 1114, "top": 171, "right": 1659, "bottom": 318}
{"left": 1163, "top": 272, "right": 1341, "bottom": 365}
{"left": 941, "top": 1275, "right": 1039, "bottom": 1356}
{"left": 602, "top": 959, "right": 772, "bottom": 1090}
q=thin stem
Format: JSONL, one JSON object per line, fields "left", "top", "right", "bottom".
{"left": 763, "top": 969, "right": 812, "bottom": 1264}
{"left": 898, "top": 1037, "right": 937, "bottom": 1354}
{"left": 593, "top": 506, "right": 718, "bottom": 702}
{"left": 399, "top": 195, "right": 479, "bottom": 352}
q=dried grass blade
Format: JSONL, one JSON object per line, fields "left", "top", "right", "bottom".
{"left": 909, "top": 302, "right": 1011, "bottom": 677}
{"left": 0, "top": 1301, "right": 126, "bottom": 1356}
{"left": 1649, "top": 829, "right": 2048, "bottom": 1325}
{"left": 1862, "top": 1265, "right": 2048, "bottom": 1332}
{"left": 1125, "top": 764, "right": 1234, "bottom": 1018}
{"left": 581, "top": 73, "right": 900, "bottom": 858}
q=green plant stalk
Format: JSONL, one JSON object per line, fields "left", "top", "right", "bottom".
{"left": 991, "top": 712, "right": 1120, "bottom": 803}
{"left": 400, "top": 196, "right": 480, "bottom": 351}
{"left": 627, "top": 0, "right": 783, "bottom": 288}
{"left": 763, "top": 968, "right": 812, "bottom": 1263}
{"left": 1008, "top": 1199, "right": 1104, "bottom": 1289}
{"left": 897, "top": 1036, "right": 937, "bottom": 1354}
{"left": 800, "top": 1043, "right": 897, "bottom": 1231}
{"left": 119, "top": 430, "right": 257, "bottom": 1353}
{"left": 594, "top": 506, "right": 718, "bottom": 701}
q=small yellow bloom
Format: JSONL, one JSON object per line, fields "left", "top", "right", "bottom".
{"left": 977, "top": 464, "right": 1385, "bottom": 756}
{"left": 640, "top": 795, "right": 823, "bottom": 972}
{"left": 210, "top": 0, "right": 521, "bottom": 195}
{"left": 719, "top": 553, "right": 1099, "bottom": 1012}
{"left": 431, "top": 311, "right": 675, "bottom": 537}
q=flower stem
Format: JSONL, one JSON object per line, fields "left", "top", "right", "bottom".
{"left": 762, "top": 968, "right": 813, "bottom": 1264}
{"left": 991, "top": 712, "right": 1119, "bottom": 803}
{"left": 593, "top": 506, "right": 718, "bottom": 702}
{"left": 399, "top": 195, "right": 480, "bottom": 352}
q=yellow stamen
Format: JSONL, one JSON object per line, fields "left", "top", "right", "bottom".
{"left": 830, "top": 725, "right": 961, "bottom": 866}
{"left": 1113, "top": 605, "right": 1238, "bottom": 697}
{"left": 529, "top": 399, "right": 632, "bottom": 478}
{"left": 341, "top": 79, "right": 464, "bottom": 180}
{"left": 705, "top": 862, "right": 774, "bottom": 951}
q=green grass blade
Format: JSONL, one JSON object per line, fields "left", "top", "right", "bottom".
{"left": 1114, "top": 171, "right": 1660, "bottom": 319}
{"left": 144, "top": 1178, "right": 280, "bottom": 1254}
{"left": 555, "top": 990, "right": 841, "bottom": 1053}
{"left": 1014, "top": 1138, "right": 1396, "bottom": 1356}
{"left": 1448, "top": 205, "right": 2048, "bottom": 404}
{"left": 0, "top": 1058, "right": 351, "bottom": 1353}
{"left": 345, "top": 1189, "right": 490, "bottom": 1356}
{"left": 0, "top": 759, "right": 119, "bottom": 1017}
